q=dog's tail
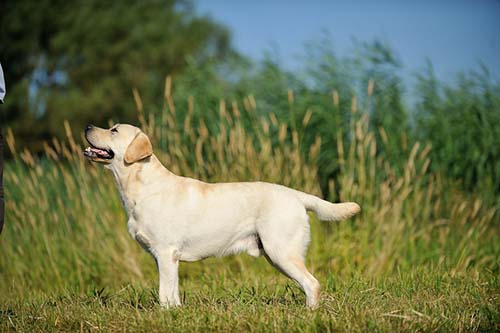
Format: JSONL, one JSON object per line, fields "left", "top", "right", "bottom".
{"left": 292, "top": 190, "right": 360, "bottom": 221}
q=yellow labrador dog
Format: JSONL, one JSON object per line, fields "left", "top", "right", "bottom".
{"left": 84, "top": 123, "right": 360, "bottom": 309}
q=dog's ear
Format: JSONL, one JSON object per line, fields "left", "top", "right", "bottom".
{"left": 124, "top": 132, "right": 153, "bottom": 164}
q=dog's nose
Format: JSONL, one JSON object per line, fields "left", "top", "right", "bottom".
{"left": 85, "top": 124, "right": 94, "bottom": 133}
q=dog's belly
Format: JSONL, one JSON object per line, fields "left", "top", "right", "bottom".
{"left": 177, "top": 235, "right": 261, "bottom": 261}
{"left": 175, "top": 218, "right": 261, "bottom": 261}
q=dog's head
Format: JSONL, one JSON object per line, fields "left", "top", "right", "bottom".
{"left": 84, "top": 124, "right": 153, "bottom": 165}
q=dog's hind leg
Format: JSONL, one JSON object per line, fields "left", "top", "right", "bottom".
{"left": 257, "top": 210, "right": 320, "bottom": 309}
{"left": 275, "top": 255, "right": 320, "bottom": 309}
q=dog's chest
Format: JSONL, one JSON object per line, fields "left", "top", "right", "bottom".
{"left": 127, "top": 217, "right": 154, "bottom": 253}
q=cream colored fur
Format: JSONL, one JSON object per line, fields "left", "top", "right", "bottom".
{"left": 84, "top": 124, "right": 360, "bottom": 309}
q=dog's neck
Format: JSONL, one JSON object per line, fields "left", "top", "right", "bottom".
{"left": 106, "top": 154, "right": 174, "bottom": 216}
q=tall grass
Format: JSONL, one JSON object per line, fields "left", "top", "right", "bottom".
{"left": 1, "top": 80, "right": 498, "bottom": 331}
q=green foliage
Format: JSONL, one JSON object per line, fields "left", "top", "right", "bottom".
{"left": 2, "top": 2, "right": 498, "bottom": 200}
{"left": 0, "top": 0, "right": 236, "bottom": 150}
{"left": 415, "top": 63, "right": 500, "bottom": 200}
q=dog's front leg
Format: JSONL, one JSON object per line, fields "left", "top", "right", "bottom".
{"left": 157, "top": 248, "right": 181, "bottom": 308}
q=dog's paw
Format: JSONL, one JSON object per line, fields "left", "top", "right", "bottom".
{"left": 160, "top": 301, "right": 182, "bottom": 309}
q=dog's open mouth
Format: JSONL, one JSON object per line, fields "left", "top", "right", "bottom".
{"left": 84, "top": 144, "right": 114, "bottom": 160}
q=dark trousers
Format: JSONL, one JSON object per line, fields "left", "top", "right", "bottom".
{"left": 0, "top": 127, "right": 3, "bottom": 234}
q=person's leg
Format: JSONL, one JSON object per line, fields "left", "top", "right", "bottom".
{"left": 0, "top": 126, "right": 4, "bottom": 234}
{"left": 0, "top": 62, "right": 5, "bottom": 234}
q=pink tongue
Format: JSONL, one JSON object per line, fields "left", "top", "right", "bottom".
{"left": 92, "top": 148, "right": 107, "bottom": 154}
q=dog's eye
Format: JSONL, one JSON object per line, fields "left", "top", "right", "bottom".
{"left": 111, "top": 127, "right": 118, "bottom": 133}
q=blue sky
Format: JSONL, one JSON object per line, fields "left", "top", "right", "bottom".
{"left": 196, "top": 0, "right": 500, "bottom": 86}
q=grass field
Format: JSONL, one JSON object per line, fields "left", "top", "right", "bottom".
{"left": 1, "top": 91, "right": 499, "bottom": 332}
{"left": 2, "top": 266, "right": 499, "bottom": 332}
